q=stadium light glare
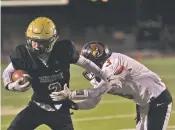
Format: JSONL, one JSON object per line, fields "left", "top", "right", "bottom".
{"left": 102, "top": 0, "right": 108, "bottom": 2}
{"left": 90, "top": 0, "right": 98, "bottom": 2}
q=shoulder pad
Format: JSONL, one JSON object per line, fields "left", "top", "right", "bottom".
{"left": 55, "top": 39, "right": 73, "bottom": 45}
{"left": 102, "top": 53, "right": 120, "bottom": 77}
{"left": 10, "top": 44, "right": 27, "bottom": 58}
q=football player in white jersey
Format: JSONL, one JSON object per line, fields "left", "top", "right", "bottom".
{"left": 50, "top": 41, "right": 173, "bottom": 130}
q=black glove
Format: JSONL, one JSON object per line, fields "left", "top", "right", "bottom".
{"left": 58, "top": 99, "right": 79, "bottom": 110}
{"left": 66, "top": 99, "right": 79, "bottom": 110}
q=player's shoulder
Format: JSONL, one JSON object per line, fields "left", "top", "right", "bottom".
{"left": 102, "top": 52, "right": 124, "bottom": 77}
{"left": 109, "top": 52, "right": 132, "bottom": 63}
{"left": 11, "top": 44, "right": 27, "bottom": 57}
{"left": 9, "top": 44, "right": 28, "bottom": 67}
{"left": 57, "top": 39, "right": 72, "bottom": 44}
{"left": 54, "top": 39, "right": 74, "bottom": 48}
{"left": 15, "top": 44, "right": 27, "bottom": 52}
{"left": 53, "top": 39, "right": 75, "bottom": 52}
{"left": 103, "top": 52, "right": 119, "bottom": 67}
{"left": 52, "top": 39, "right": 79, "bottom": 63}
{"left": 110, "top": 52, "right": 125, "bottom": 59}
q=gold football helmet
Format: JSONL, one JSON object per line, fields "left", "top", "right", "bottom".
{"left": 26, "top": 17, "right": 59, "bottom": 55}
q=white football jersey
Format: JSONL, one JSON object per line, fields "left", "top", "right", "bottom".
{"left": 90, "top": 53, "right": 166, "bottom": 106}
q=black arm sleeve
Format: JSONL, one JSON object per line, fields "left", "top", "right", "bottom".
{"left": 69, "top": 41, "right": 80, "bottom": 63}
{"left": 10, "top": 45, "right": 26, "bottom": 70}
{"left": 55, "top": 40, "right": 79, "bottom": 63}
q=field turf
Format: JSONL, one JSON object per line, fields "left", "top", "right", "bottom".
{"left": 1, "top": 58, "right": 175, "bottom": 130}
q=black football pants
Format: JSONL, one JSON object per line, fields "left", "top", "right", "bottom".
{"left": 7, "top": 102, "right": 74, "bottom": 130}
{"left": 136, "top": 89, "right": 173, "bottom": 130}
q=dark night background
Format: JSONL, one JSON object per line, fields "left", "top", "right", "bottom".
{"left": 1, "top": 0, "right": 175, "bottom": 62}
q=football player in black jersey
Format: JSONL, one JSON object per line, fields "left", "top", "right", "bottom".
{"left": 2, "top": 17, "right": 108, "bottom": 130}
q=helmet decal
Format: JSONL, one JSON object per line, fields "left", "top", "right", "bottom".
{"left": 32, "top": 24, "right": 44, "bottom": 34}
{"left": 90, "top": 43, "right": 104, "bottom": 58}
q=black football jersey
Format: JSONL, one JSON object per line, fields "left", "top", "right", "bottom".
{"left": 10, "top": 40, "right": 79, "bottom": 109}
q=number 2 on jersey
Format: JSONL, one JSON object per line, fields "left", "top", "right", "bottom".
{"left": 48, "top": 82, "right": 61, "bottom": 92}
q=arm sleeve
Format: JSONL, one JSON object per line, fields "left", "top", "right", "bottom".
{"left": 70, "top": 80, "right": 111, "bottom": 100}
{"left": 2, "top": 62, "right": 16, "bottom": 88}
{"left": 3, "top": 46, "right": 26, "bottom": 89}
{"left": 56, "top": 40, "right": 79, "bottom": 63}
{"left": 76, "top": 97, "right": 101, "bottom": 110}
{"left": 75, "top": 79, "right": 102, "bottom": 110}
{"left": 71, "top": 55, "right": 131, "bottom": 100}
{"left": 74, "top": 70, "right": 131, "bottom": 110}
{"left": 68, "top": 41, "right": 80, "bottom": 63}
{"left": 75, "top": 55, "right": 108, "bottom": 81}
{"left": 10, "top": 46, "right": 25, "bottom": 70}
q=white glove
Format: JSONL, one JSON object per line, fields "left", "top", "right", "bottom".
{"left": 7, "top": 77, "right": 31, "bottom": 92}
{"left": 50, "top": 84, "right": 71, "bottom": 101}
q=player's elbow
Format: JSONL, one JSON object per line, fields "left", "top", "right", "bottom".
{"left": 86, "top": 98, "right": 101, "bottom": 109}
{"left": 2, "top": 62, "right": 15, "bottom": 88}
{"left": 96, "top": 93, "right": 103, "bottom": 98}
{"left": 90, "top": 84, "right": 108, "bottom": 99}
{"left": 89, "top": 103, "right": 98, "bottom": 109}
{"left": 77, "top": 99, "right": 99, "bottom": 110}
{"left": 90, "top": 92, "right": 102, "bottom": 99}
{"left": 84, "top": 105, "right": 97, "bottom": 110}
{"left": 2, "top": 71, "right": 11, "bottom": 89}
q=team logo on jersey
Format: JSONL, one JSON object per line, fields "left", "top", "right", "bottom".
{"left": 38, "top": 72, "right": 63, "bottom": 83}
{"left": 90, "top": 44, "right": 103, "bottom": 58}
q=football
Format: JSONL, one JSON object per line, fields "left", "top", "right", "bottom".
{"left": 11, "top": 70, "right": 31, "bottom": 85}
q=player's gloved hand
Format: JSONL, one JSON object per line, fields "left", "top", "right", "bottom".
{"left": 50, "top": 84, "right": 72, "bottom": 101}
{"left": 66, "top": 99, "right": 79, "bottom": 110}
{"left": 7, "top": 76, "right": 31, "bottom": 92}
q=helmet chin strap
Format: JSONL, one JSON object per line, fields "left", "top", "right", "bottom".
{"left": 26, "top": 35, "right": 59, "bottom": 66}
{"left": 37, "top": 51, "right": 50, "bottom": 66}
{"left": 33, "top": 45, "right": 46, "bottom": 56}
{"left": 37, "top": 36, "right": 59, "bottom": 66}
{"left": 26, "top": 44, "right": 49, "bottom": 65}
{"left": 46, "top": 36, "right": 59, "bottom": 53}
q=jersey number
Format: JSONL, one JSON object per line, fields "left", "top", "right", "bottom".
{"left": 48, "top": 82, "right": 61, "bottom": 92}
{"left": 106, "top": 59, "right": 112, "bottom": 67}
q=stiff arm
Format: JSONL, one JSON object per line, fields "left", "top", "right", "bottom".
{"left": 71, "top": 55, "right": 129, "bottom": 100}
{"left": 75, "top": 55, "right": 108, "bottom": 81}
{"left": 72, "top": 56, "right": 131, "bottom": 110}
{"left": 72, "top": 73, "right": 128, "bottom": 110}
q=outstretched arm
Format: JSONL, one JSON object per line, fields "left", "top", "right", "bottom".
{"left": 50, "top": 69, "right": 130, "bottom": 101}
{"left": 70, "top": 80, "right": 111, "bottom": 100}
{"left": 50, "top": 80, "right": 112, "bottom": 101}
{"left": 76, "top": 97, "right": 101, "bottom": 110}
{"left": 75, "top": 55, "right": 108, "bottom": 81}
{"left": 69, "top": 69, "right": 130, "bottom": 110}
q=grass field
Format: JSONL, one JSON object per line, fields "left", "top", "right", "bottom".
{"left": 1, "top": 58, "right": 175, "bottom": 130}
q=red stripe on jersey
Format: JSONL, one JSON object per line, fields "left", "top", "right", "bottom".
{"left": 114, "top": 66, "right": 125, "bottom": 75}
{"left": 106, "top": 58, "right": 112, "bottom": 67}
